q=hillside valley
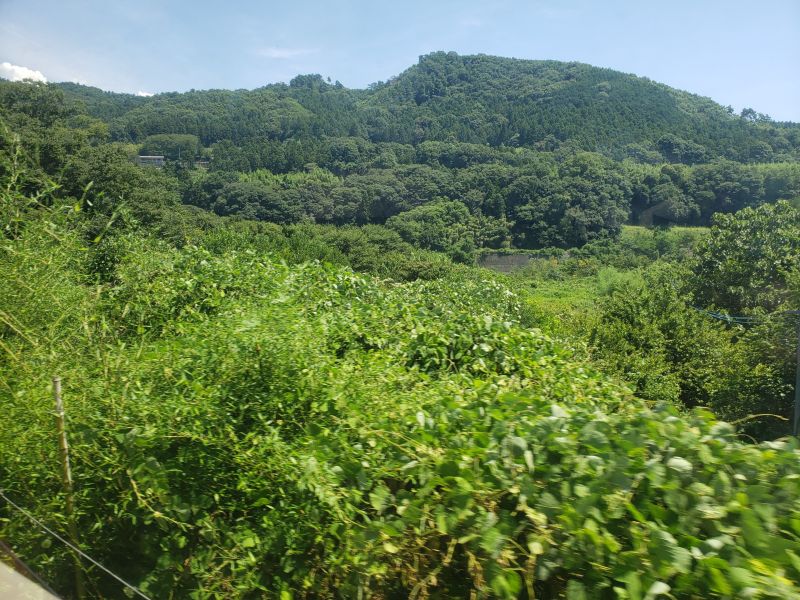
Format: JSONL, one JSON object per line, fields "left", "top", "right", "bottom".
{"left": 1, "top": 52, "right": 800, "bottom": 599}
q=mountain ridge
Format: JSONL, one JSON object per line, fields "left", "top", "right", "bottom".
{"left": 45, "top": 51, "right": 798, "bottom": 163}
{"left": 53, "top": 52, "right": 798, "bottom": 126}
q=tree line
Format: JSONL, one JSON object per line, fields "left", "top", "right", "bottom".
{"left": 1, "top": 53, "right": 799, "bottom": 260}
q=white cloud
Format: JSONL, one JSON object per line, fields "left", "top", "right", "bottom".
{"left": 0, "top": 61, "right": 47, "bottom": 83}
{"left": 135, "top": 90, "right": 154, "bottom": 97}
{"left": 256, "top": 46, "right": 316, "bottom": 59}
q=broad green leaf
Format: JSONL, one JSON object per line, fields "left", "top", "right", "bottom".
{"left": 566, "top": 580, "right": 587, "bottom": 600}
{"left": 644, "top": 581, "right": 670, "bottom": 599}
{"left": 369, "top": 484, "right": 391, "bottom": 512}
{"left": 382, "top": 541, "right": 400, "bottom": 554}
{"left": 666, "top": 456, "right": 692, "bottom": 475}
{"left": 708, "top": 567, "right": 733, "bottom": 595}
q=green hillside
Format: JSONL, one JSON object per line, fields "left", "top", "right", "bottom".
{"left": 361, "top": 52, "right": 799, "bottom": 161}
{"left": 1, "top": 53, "right": 800, "bottom": 598}
{"left": 54, "top": 52, "right": 800, "bottom": 163}
{"left": 2, "top": 139, "right": 799, "bottom": 597}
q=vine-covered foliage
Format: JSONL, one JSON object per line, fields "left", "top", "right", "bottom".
{"left": 2, "top": 132, "right": 800, "bottom": 599}
{"left": 691, "top": 201, "right": 800, "bottom": 313}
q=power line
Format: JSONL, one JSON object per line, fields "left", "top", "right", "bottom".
{"left": 0, "top": 489, "right": 153, "bottom": 600}
{"left": 690, "top": 307, "right": 757, "bottom": 324}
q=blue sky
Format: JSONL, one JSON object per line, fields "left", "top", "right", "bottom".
{"left": 1, "top": 0, "right": 798, "bottom": 121}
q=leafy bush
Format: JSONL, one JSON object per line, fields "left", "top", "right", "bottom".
{"left": 591, "top": 264, "right": 793, "bottom": 437}
{"left": 3, "top": 230, "right": 800, "bottom": 598}
{"left": 386, "top": 199, "right": 476, "bottom": 261}
{"left": 691, "top": 201, "right": 800, "bottom": 313}
{"left": 2, "top": 123, "right": 800, "bottom": 600}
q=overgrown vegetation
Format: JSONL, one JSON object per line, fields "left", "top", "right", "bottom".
{"left": 1, "top": 53, "right": 800, "bottom": 599}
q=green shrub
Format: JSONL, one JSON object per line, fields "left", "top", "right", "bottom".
{"left": 2, "top": 131, "right": 799, "bottom": 599}
{"left": 591, "top": 264, "right": 792, "bottom": 437}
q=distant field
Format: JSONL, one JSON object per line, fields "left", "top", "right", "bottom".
{"left": 620, "top": 224, "right": 710, "bottom": 242}
{"left": 520, "top": 277, "right": 600, "bottom": 338}
{"left": 488, "top": 225, "right": 711, "bottom": 338}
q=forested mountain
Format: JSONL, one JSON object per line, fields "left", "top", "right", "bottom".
{"left": 4, "top": 51, "right": 800, "bottom": 599}
{"left": 363, "top": 53, "right": 799, "bottom": 161}
{"left": 57, "top": 52, "right": 800, "bottom": 162}
{"left": 2, "top": 51, "right": 799, "bottom": 255}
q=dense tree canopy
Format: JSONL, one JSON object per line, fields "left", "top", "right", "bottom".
{"left": 691, "top": 201, "right": 800, "bottom": 313}
{"left": 2, "top": 52, "right": 799, "bottom": 252}
{"left": 3, "top": 54, "right": 800, "bottom": 600}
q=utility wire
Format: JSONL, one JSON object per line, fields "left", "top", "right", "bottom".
{"left": 0, "top": 489, "right": 153, "bottom": 600}
{"left": 690, "top": 307, "right": 759, "bottom": 324}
